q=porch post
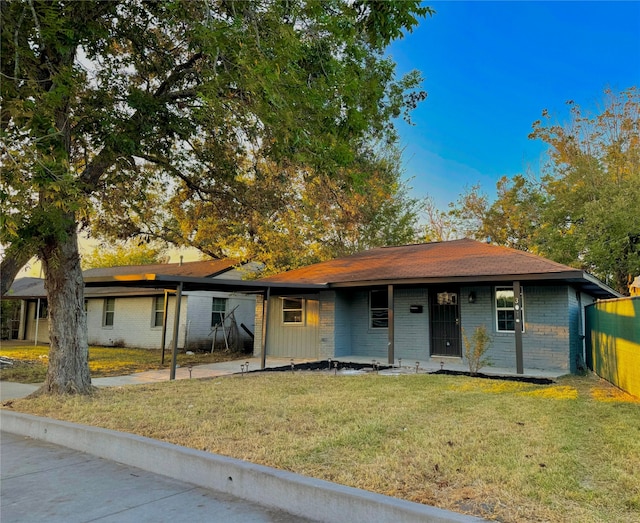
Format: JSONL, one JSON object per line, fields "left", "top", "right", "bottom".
{"left": 388, "top": 284, "right": 394, "bottom": 365}
{"left": 18, "top": 300, "right": 26, "bottom": 340}
{"left": 34, "top": 298, "right": 41, "bottom": 346}
{"left": 261, "top": 287, "right": 271, "bottom": 370}
{"left": 170, "top": 282, "right": 183, "bottom": 380}
{"left": 514, "top": 280, "right": 524, "bottom": 374}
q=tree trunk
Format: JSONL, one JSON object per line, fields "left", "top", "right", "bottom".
{"left": 37, "top": 224, "right": 92, "bottom": 395}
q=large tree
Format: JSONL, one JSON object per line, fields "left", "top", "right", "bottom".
{"left": 95, "top": 143, "right": 420, "bottom": 276}
{"left": 431, "top": 88, "right": 639, "bottom": 294}
{"left": 0, "top": 1, "right": 432, "bottom": 393}
{"left": 529, "top": 88, "right": 640, "bottom": 293}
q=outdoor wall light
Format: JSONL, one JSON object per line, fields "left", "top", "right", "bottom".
{"left": 468, "top": 292, "right": 476, "bottom": 304}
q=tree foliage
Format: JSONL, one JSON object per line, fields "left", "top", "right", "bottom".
{"left": 428, "top": 88, "right": 639, "bottom": 294}
{"left": 0, "top": 0, "right": 433, "bottom": 393}
{"left": 81, "top": 242, "right": 169, "bottom": 270}
{"left": 529, "top": 88, "right": 640, "bottom": 293}
{"left": 98, "top": 144, "right": 420, "bottom": 276}
{"left": 422, "top": 185, "right": 488, "bottom": 242}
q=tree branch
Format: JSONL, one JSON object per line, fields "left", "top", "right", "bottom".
{"left": 1, "top": 243, "right": 37, "bottom": 296}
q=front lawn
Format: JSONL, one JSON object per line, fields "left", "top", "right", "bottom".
{"left": 5, "top": 371, "right": 639, "bottom": 522}
{"left": 0, "top": 344, "right": 245, "bottom": 383}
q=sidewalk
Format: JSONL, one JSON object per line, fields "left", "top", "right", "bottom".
{"left": 1, "top": 412, "right": 485, "bottom": 523}
{"left": 1, "top": 430, "right": 314, "bottom": 523}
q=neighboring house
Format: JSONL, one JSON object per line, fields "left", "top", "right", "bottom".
{"left": 253, "top": 239, "right": 620, "bottom": 374}
{"left": 4, "top": 260, "right": 258, "bottom": 351}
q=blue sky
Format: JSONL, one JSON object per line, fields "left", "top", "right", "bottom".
{"left": 388, "top": 1, "right": 640, "bottom": 208}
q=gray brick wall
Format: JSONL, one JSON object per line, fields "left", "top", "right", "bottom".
{"left": 349, "top": 289, "right": 388, "bottom": 359}
{"left": 319, "top": 291, "right": 336, "bottom": 359}
{"left": 394, "top": 288, "right": 429, "bottom": 362}
{"left": 333, "top": 292, "right": 352, "bottom": 357}
{"left": 253, "top": 283, "right": 585, "bottom": 373}
{"left": 456, "top": 285, "right": 576, "bottom": 372}
{"left": 253, "top": 294, "right": 264, "bottom": 357}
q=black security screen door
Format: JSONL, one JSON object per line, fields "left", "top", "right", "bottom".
{"left": 429, "top": 289, "right": 461, "bottom": 357}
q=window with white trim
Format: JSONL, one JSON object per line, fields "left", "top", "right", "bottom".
{"left": 103, "top": 298, "right": 115, "bottom": 327}
{"left": 495, "top": 287, "right": 524, "bottom": 332}
{"left": 370, "top": 289, "right": 388, "bottom": 329}
{"left": 211, "top": 298, "right": 227, "bottom": 327}
{"left": 153, "top": 296, "right": 164, "bottom": 327}
{"left": 282, "top": 297, "right": 304, "bottom": 324}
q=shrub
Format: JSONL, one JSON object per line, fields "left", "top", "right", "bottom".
{"left": 462, "top": 326, "right": 491, "bottom": 375}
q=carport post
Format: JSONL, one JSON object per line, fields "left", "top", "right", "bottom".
{"left": 261, "top": 287, "right": 270, "bottom": 370}
{"left": 514, "top": 280, "right": 524, "bottom": 374}
{"left": 170, "top": 282, "right": 183, "bottom": 380}
{"left": 34, "top": 298, "right": 41, "bottom": 346}
{"left": 387, "top": 284, "right": 394, "bottom": 365}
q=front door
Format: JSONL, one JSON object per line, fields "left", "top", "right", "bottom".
{"left": 429, "top": 289, "right": 461, "bottom": 357}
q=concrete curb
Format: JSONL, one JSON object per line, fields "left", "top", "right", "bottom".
{"left": 1, "top": 411, "right": 486, "bottom": 523}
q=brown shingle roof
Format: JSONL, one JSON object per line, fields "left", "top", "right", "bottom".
{"left": 262, "top": 239, "right": 578, "bottom": 285}
{"left": 82, "top": 259, "right": 238, "bottom": 279}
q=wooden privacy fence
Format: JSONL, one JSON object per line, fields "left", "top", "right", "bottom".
{"left": 585, "top": 297, "right": 640, "bottom": 398}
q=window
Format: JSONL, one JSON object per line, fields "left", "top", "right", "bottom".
{"left": 34, "top": 300, "right": 48, "bottom": 320}
{"left": 282, "top": 297, "right": 304, "bottom": 324}
{"left": 103, "top": 298, "right": 115, "bottom": 327}
{"left": 153, "top": 296, "right": 165, "bottom": 327}
{"left": 370, "top": 289, "right": 388, "bottom": 329}
{"left": 211, "top": 297, "right": 227, "bottom": 326}
{"left": 495, "top": 287, "right": 524, "bottom": 332}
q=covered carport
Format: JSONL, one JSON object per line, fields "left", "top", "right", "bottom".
{"left": 83, "top": 272, "right": 326, "bottom": 378}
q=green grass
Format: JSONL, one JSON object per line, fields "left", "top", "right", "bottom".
{"left": 6, "top": 371, "right": 639, "bottom": 522}
{"left": 0, "top": 344, "right": 246, "bottom": 383}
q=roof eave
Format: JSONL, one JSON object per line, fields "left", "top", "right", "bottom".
{"left": 326, "top": 270, "right": 620, "bottom": 299}
{"left": 84, "top": 274, "right": 328, "bottom": 293}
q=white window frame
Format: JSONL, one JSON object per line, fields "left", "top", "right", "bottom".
{"left": 282, "top": 297, "right": 305, "bottom": 325}
{"left": 152, "top": 296, "right": 164, "bottom": 328}
{"left": 103, "top": 298, "right": 115, "bottom": 327}
{"left": 211, "top": 297, "right": 227, "bottom": 327}
{"left": 495, "top": 286, "right": 524, "bottom": 333}
{"left": 370, "top": 289, "right": 388, "bottom": 329}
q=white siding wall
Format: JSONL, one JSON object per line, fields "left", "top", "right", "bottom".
{"left": 183, "top": 291, "right": 256, "bottom": 351}
{"left": 86, "top": 295, "right": 186, "bottom": 349}
{"left": 24, "top": 300, "right": 50, "bottom": 344}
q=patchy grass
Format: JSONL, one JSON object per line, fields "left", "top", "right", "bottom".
{"left": 0, "top": 344, "right": 246, "bottom": 383}
{"left": 5, "top": 371, "right": 639, "bottom": 522}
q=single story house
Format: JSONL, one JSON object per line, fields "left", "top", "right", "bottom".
{"left": 4, "top": 260, "right": 258, "bottom": 352}
{"left": 253, "top": 239, "right": 621, "bottom": 374}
